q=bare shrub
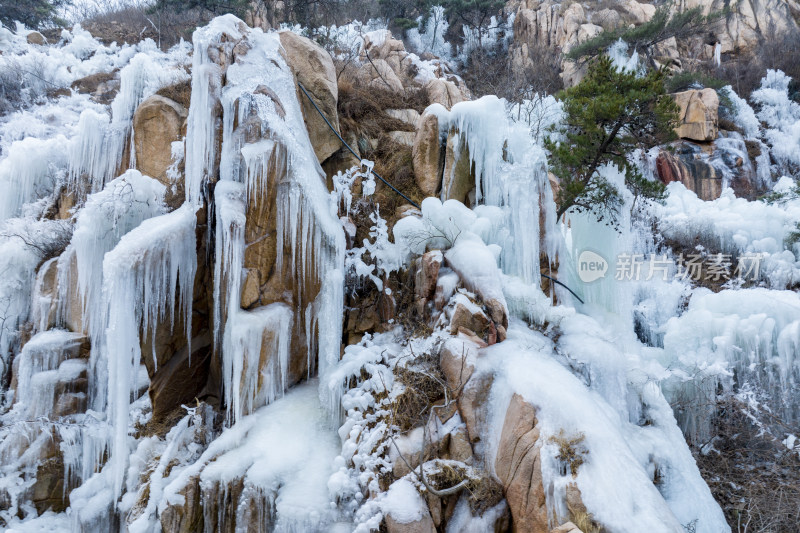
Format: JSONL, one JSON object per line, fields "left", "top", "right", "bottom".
{"left": 694, "top": 395, "right": 800, "bottom": 532}
{"left": 79, "top": 1, "right": 213, "bottom": 49}
{"left": 461, "top": 42, "right": 563, "bottom": 100}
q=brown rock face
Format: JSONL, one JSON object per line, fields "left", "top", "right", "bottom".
{"left": 495, "top": 393, "right": 549, "bottom": 533}
{"left": 441, "top": 133, "right": 474, "bottom": 204}
{"left": 449, "top": 300, "right": 491, "bottom": 337}
{"left": 672, "top": 89, "right": 719, "bottom": 142}
{"left": 279, "top": 30, "right": 341, "bottom": 164}
{"left": 412, "top": 112, "right": 445, "bottom": 197}
{"left": 415, "top": 250, "right": 443, "bottom": 303}
{"left": 655, "top": 143, "right": 722, "bottom": 200}
{"left": 133, "top": 95, "right": 187, "bottom": 186}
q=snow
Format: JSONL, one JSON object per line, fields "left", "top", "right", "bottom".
{"left": 721, "top": 85, "right": 760, "bottom": 140}
{"left": 163, "top": 380, "right": 342, "bottom": 531}
{"left": 406, "top": 6, "right": 452, "bottom": 61}
{"left": 445, "top": 233, "right": 507, "bottom": 318}
{"left": 750, "top": 70, "right": 800, "bottom": 170}
{"left": 662, "top": 288, "right": 800, "bottom": 437}
{"left": 381, "top": 478, "right": 426, "bottom": 523}
{"left": 4, "top": 12, "right": 798, "bottom": 533}
{"left": 657, "top": 182, "right": 800, "bottom": 288}
{"left": 608, "top": 39, "right": 642, "bottom": 75}
{"left": 483, "top": 322, "right": 729, "bottom": 533}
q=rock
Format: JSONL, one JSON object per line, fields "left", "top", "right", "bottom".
{"left": 363, "top": 58, "right": 405, "bottom": 93}
{"left": 447, "top": 427, "right": 474, "bottom": 463}
{"left": 148, "top": 331, "right": 213, "bottom": 424}
{"left": 440, "top": 337, "right": 479, "bottom": 391}
{"left": 449, "top": 297, "right": 490, "bottom": 337}
{"left": 692, "top": 0, "right": 800, "bottom": 54}
{"left": 26, "top": 31, "right": 45, "bottom": 45}
{"left": 441, "top": 132, "right": 474, "bottom": 204}
{"left": 415, "top": 250, "right": 443, "bottom": 302}
{"left": 32, "top": 435, "right": 67, "bottom": 513}
{"left": 495, "top": 393, "right": 549, "bottom": 533}
{"left": 551, "top": 522, "right": 585, "bottom": 533}
{"left": 672, "top": 88, "right": 719, "bottom": 142}
{"left": 412, "top": 111, "right": 445, "bottom": 196}
{"left": 385, "top": 510, "right": 437, "bottom": 533}
{"left": 593, "top": 8, "right": 622, "bottom": 29}
{"left": 279, "top": 30, "right": 341, "bottom": 163}
{"left": 387, "top": 108, "right": 421, "bottom": 128}
{"left": 384, "top": 480, "right": 437, "bottom": 533}
{"left": 71, "top": 71, "right": 119, "bottom": 104}
{"left": 655, "top": 142, "right": 722, "bottom": 200}
{"left": 424, "top": 79, "right": 463, "bottom": 109}
{"left": 159, "top": 476, "right": 204, "bottom": 533}
{"left": 133, "top": 95, "right": 187, "bottom": 186}
{"left": 389, "top": 131, "right": 415, "bottom": 146}
{"left": 458, "top": 371, "right": 493, "bottom": 443}
{"left": 240, "top": 268, "right": 260, "bottom": 309}
{"left": 617, "top": 0, "right": 656, "bottom": 24}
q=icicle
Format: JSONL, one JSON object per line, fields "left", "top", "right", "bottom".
{"left": 0, "top": 136, "right": 67, "bottom": 222}
{"left": 184, "top": 16, "right": 245, "bottom": 205}
{"left": 56, "top": 170, "right": 167, "bottom": 363}
{"left": 99, "top": 204, "right": 197, "bottom": 502}
{"left": 31, "top": 257, "right": 58, "bottom": 334}
{"left": 206, "top": 26, "right": 345, "bottom": 422}
{"left": 440, "top": 96, "right": 558, "bottom": 285}
{"left": 69, "top": 52, "right": 188, "bottom": 193}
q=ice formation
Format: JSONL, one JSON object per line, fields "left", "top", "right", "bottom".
{"left": 2, "top": 13, "right": 800, "bottom": 533}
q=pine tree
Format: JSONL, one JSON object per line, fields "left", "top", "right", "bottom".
{"left": 0, "top": 0, "right": 67, "bottom": 29}
{"left": 545, "top": 55, "right": 680, "bottom": 226}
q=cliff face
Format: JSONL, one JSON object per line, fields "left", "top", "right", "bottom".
{"left": 0, "top": 7, "right": 798, "bottom": 533}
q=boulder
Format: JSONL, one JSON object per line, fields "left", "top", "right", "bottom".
{"left": 385, "top": 510, "right": 437, "bottom": 533}
{"left": 279, "top": 30, "right": 341, "bottom": 163}
{"left": 424, "top": 79, "right": 464, "bottom": 109}
{"left": 672, "top": 88, "right": 719, "bottom": 142}
{"left": 363, "top": 58, "right": 405, "bottom": 93}
{"left": 26, "top": 31, "right": 45, "bottom": 45}
{"left": 412, "top": 110, "right": 445, "bottom": 196}
{"left": 495, "top": 393, "right": 549, "bottom": 533}
{"left": 386, "top": 108, "right": 421, "bottom": 128}
{"left": 449, "top": 297, "right": 491, "bottom": 337}
{"left": 133, "top": 95, "right": 187, "bottom": 186}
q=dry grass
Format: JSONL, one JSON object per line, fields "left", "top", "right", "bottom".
{"left": 392, "top": 358, "right": 446, "bottom": 431}
{"left": 572, "top": 510, "right": 604, "bottom": 533}
{"left": 335, "top": 79, "right": 427, "bottom": 220}
{"left": 156, "top": 78, "right": 192, "bottom": 109}
{"left": 549, "top": 430, "right": 587, "bottom": 478}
